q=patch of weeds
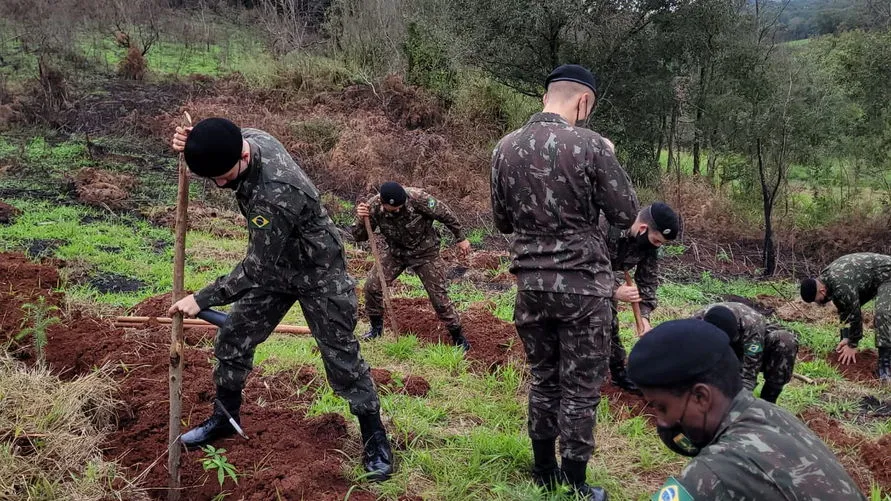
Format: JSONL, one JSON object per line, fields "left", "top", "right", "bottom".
{"left": 786, "top": 321, "right": 838, "bottom": 356}
{"left": 395, "top": 272, "right": 428, "bottom": 299}
{"left": 290, "top": 118, "right": 341, "bottom": 154}
{"left": 658, "top": 280, "right": 711, "bottom": 307}
{"left": 779, "top": 383, "right": 827, "bottom": 414}
{"left": 307, "top": 386, "right": 351, "bottom": 417}
{"left": 489, "top": 287, "right": 516, "bottom": 323}
{"left": 660, "top": 244, "right": 686, "bottom": 258}
{"left": 466, "top": 228, "right": 487, "bottom": 247}
{"left": 15, "top": 297, "right": 60, "bottom": 365}
{"left": 419, "top": 344, "right": 468, "bottom": 374}
{"left": 321, "top": 193, "right": 355, "bottom": 227}
{"left": 382, "top": 335, "right": 420, "bottom": 361}
{"left": 253, "top": 336, "right": 318, "bottom": 370}
{"left": 820, "top": 397, "right": 860, "bottom": 419}
{"left": 796, "top": 359, "right": 842, "bottom": 380}
{"left": 448, "top": 282, "right": 487, "bottom": 311}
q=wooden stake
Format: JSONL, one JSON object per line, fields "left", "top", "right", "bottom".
{"left": 364, "top": 215, "right": 399, "bottom": 335}
{"left": 624, "top": 271, "right": 646, "bottom": 336}
{"left": 168, "top": 111, "right": 191, "bottom": 501}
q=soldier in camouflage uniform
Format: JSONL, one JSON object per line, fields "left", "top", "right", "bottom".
{"left": 694, "top": 302, "right": 799, "bottom": 403}
{"left": 491, "top": 64, "right": 639, "bottom": 500}
{"left": 599, "top": 202, "right": 680, "bottom": 395}
{"left": 801, "top": 252, "right": 891, "bottom": 382}
{"left": 352, "top": 181, "right": 472, "bottom": 350}
{"left": 628, "top": 319, "right": 865, "bottom": 501}
{"left": 168, "top": 118, "right": 393, "bottom": 480}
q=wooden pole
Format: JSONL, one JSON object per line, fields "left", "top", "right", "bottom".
{"left": 114, "top": 316, "right": 310, "bottom": 334}
{"left": 364, "top": 215, "right": 399, "bottom": 335}
{"left": 168, "top": 112, "right": 191, "bottom": 501}
{"left": 624, "top": 271, "right": 646, "bottom": 336}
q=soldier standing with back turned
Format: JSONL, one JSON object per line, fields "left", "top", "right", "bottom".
{"left": 491, "top": 64, "right": 639, "bottom": 500}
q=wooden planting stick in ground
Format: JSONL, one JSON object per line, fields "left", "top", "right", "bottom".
{"left": 168, "top": 111, "right": 191, "bottom": 501}
{"left": 364, "top": 215, "right": 399, "bottom": 336}
{"left": 114, "top": 316, "right": 310, "bottom": 334}
{"left": 624, "top": 271, "right": 646, "bottom": 336}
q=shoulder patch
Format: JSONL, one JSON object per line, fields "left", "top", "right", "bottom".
{"left": 651, "top": 477, "right": 694, "bottom": 501}
{"left": 250, "top": 214, "right": 271, "bottom": 230}
{"left": 745, "top": 342, "right": 763, "bottom": 356}
{"left": 427, "top": 197, "right": 436, "bottom": 209}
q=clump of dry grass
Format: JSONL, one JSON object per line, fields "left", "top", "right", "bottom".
{"left": 0, "top": 355, "right": 147, "bottom": 500}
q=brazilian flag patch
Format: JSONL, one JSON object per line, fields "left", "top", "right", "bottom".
{"left": 427, "top": 197, "right": 436, "bottom": 209}
{"left": 745, "top": 342, "right": 763, "bottom": 356}
{"left": 250, "top": 214, "right": 271, "bottom": 230}
{"left": 652, "top": 477, "right": 694, "bottom": 501}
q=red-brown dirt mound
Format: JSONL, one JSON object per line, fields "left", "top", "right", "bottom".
{"left": 371, "top": 368, "right": 430, "bottom": 397}
{"left": 0, "top": 199, "right": 21, "bottom": 224}
{"left": 1, "top": 252, "right": 374, "bottom": 500}
{"left": 828, "top": 349, "right": 879, "bottom": 384}
{"left": 69, "top": 167, "right": 137, "bottom": 209}
{"left": 143, "top": 202, "right": 246, "bottom": 238}
{"left": 389, "top": 298, "right": 525, "bottom": 370}
{"left": 860, "top": 435, "right": 891, "bottom": 489}
{"left": 600, "top": 383, "right": 653, "bottom": 424}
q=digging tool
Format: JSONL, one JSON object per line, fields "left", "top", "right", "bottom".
{"left": 113, "top": 310, "right": 311, "bottom": 334}
{"left": 214, "top": 398, "right": 249, "bottom": 440}
{"left": 168, "top": 111, "right": 191, "bottom": 501}
{"left": 364, "top": 215, "right": 399, "bottom": 336}
{"left": 624, "top": 271, "right": 646, "bottom": 336}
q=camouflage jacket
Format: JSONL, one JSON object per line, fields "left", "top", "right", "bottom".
{"left": 820, "top": 252, "right": 891, "bottom": 347}
{"left": 490, "top": 112, "right": 639, "bottom": 296}
{"left": 693, "top": 302, "right": 770, "bottom": 391}
{"left": 653, "top": 391, "right": 865, "bottom": 501}
{"left": 598, "top": 214, "right": 659, "bottom": 317}
{"left": 351, "top": 187, "right": 465, "bottom": 259}
{"left": 194, "top": 129, "right": 354, "bottom": 308}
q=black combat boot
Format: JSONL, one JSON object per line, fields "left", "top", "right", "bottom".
{"left": 181, "top": 387, "right": 242, "bottom": 449}
{"left": 448, "top": 325, "right": 471, "bottom": 352}
{"left": 610, "top": 362, "right": 642, "bottom": 396}
{"left": 531, "top": 438, "right": 560, "bottom": 490}
{"left": 357, "top": 411, "right": 394, "bottom": 482}
{"left": 760, "top": 382, "right": 784, "bottom": 403}
{"left": 362, "top": 316, "right": 384, "bottom": 341}
{"left": 561, "top": 458, "right": 609, "bottom": 501}
{"left": 878, "top": 347, "right": 891, "bottom": 383}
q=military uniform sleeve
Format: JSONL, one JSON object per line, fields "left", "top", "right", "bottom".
{"left": 673, "top": 459, "right": 732, "bottom": 500}
{"left": 416, "top": 191, "right": 466, "bottom": 241}
{"left": 635, "top": 251, "right": 660, "bottom": 318}
{"left": 194, "top": 187, "right": 303, "bottom": 308}
{"left": 490, "top": 146, "right": 514, "bottom": 234}
{"left": 588, "top": 137, "right": 639, "bottom": 229}
{"left": 351, "top": 196, "right": 377, "bottom": 243}
{"left": 832, "top": 286, "right": 863, "bottom": 347}
{"left": 739, "top": 323, "right": 766, "bottom": 391}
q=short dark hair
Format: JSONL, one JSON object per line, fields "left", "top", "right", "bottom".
{"left": 643, "top": 349, "right": 743, "bottom": 398}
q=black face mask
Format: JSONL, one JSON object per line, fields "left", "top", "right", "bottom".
{"left": 656, "top": 391, "right": 713, "bottom": 457}
{"left": 636, "top": 229, "right": 658, "bottom": 251}
{"left": 220, "top": 161, "right": 249, "bottom": 190}
{"left": 575, "top": 97, "right": 591, "bottom": 128}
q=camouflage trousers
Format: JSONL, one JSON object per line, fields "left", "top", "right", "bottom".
{"left": 762, "top": 325, "right": 799, "bottom": 387}
{"left": 364, "top": 249, "right": 460, "bottom": 329}
{"left": 214, "top": 288, "right": 380, "bottom": 415}
{"left": 514, "top": 291, "right": 611, "bottom": 463}
{"left": 875, "top": 281, "right": 891, "bottom": 348}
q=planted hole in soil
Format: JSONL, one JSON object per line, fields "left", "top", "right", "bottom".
{"left": 88, "top": 273, "right": 145, "bottom": 293}
{"left": 25, "top": 238, "right": 67, "bottom": 259}
{"left": 0, "top": 200, "right": 20, "bottom": 224}
{"left": 828, "top": 349, "right": 879, "bottom": 384}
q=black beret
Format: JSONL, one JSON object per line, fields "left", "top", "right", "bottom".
{"left": 379, "top": 181, "right": 407, "bottom": 207}
{"left": 703, "top": 305, "right": 738, "bottom": 339}
{"left": 184, "top": 118, "right": 243, "bottom": 178}
{"left": 628, "top": 319, "right": 732, "bottom": 387}
{"left": 545, "top": 64, "right": 599, "bottom": 97}
{"left": 649, "top": 202, "right": 680, "bottom": 240}
{"left": 800, "top": 278, "right": 818, "bottom": 303}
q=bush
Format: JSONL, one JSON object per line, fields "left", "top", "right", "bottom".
{"left": 404, "top": 21, "right": 456, "bottom": 103}
{"left": 117, "top": 46, "right": 147, "bottom": 80}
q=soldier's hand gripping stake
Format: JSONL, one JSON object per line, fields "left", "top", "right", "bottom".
{"left": 364, "top": 215, "right": 399, "bottom": 337}
{"left": 624, "top": 271, "right": 645, "bottom": 336}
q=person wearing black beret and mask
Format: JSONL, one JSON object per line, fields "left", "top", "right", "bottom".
{"left": 168, "top": 118, "right": 394, "bottom": 481}
{"left": 598, "top": 202, "right": 680, "bottom": 395}
{"left": 628, "top": 319, "right": 864, "bottom": 501}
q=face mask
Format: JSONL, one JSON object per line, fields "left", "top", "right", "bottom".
{"left": 656, "top": 391, "right": 712, "bottom": 457}
{"left": 575, "top": 97, "right": 591, "bottom": 128}
{"left": 636, "top": 229, "right": 657, "bottom": 251}
{"left": 220, "top": 160, "right": 248, "bottom": 190}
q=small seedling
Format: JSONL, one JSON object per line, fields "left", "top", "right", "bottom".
{"left": 16, "top": 296, "right": 60, "bottom": 365}
{"left": 199, "top": 445, "right": 239, "bottom": 488}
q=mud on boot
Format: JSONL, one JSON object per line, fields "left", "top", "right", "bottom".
{"left": 878, "top": 347, "right": 891, "bottom": 383}
{"left": 531, "top": 438, "right": 560, "bottom": 490}
{"left": 561, "top": 458, "right": 609, "bottom": 501}
{"left": 358, "top": 411, "right": 394, "bottom": 482}
{"left": 448, "top": 325, "right": 471, "bottom": 352}
{"left": 362, "top": 315, "right": 384, "bottom": 341}
{"left": 181, "top": 388, "right": 242, "bottom": 450}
